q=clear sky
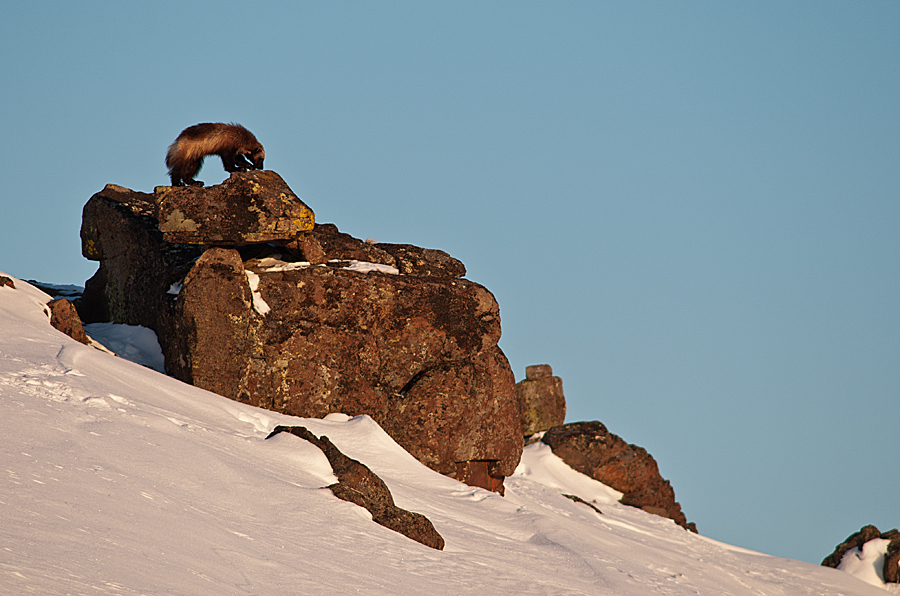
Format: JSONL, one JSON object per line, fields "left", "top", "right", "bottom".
{"left": 1, "top": 1, "right": 897, "bottom": 565}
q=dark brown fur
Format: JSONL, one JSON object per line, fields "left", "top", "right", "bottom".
{"left": 166, "top": 123, "right": 265, "bottom": 186}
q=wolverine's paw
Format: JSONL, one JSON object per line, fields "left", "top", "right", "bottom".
{"left": 188, "top": 179, "right": 204, "bottom": 186}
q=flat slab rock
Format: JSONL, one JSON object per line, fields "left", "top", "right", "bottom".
{"left": 155, "top": 170, "right": 315, "bottom": 246}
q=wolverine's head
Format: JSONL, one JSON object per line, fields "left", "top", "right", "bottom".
{"left": 246, "top": 144, "right": 265, "bottom": 170}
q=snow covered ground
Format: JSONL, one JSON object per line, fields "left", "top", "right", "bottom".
{"left": 1, "top": 273, "right": 893, "bottom": 595}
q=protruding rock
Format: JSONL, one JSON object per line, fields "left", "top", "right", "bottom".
{"left": 267, "top": 426, "right": 444, "bottom": 550}
{"left": 289, "top": 224, "right": 466, "bottom": 278}
{"left": 541, "top": 421, "right": 695, "bottom": 531}
{"left": 166, "top": 247, "right": 254, "bottom": 398}
{"left": 454, "top": 461, "right": 506, "bottom": 495}
{"left": 516, "top": 364, "right": 566, "bottom": 435}
{"left": 377, "top": 243, "right": 467, "bottom": 277}
{"left": 47, "top": 298, "right": 90, "bottom": 345}
{"left": 822, "top": 525, "right": 900, "bottom": 583}
{"left": 78, "top": 183, "right": 203, "bottom": 325}
{"left": 155, "top": 170, "right": 314, "bottom": 246}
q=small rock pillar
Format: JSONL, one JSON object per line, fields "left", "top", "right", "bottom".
{"left": 516, "top": 364, "right": 566, "bottom": 436}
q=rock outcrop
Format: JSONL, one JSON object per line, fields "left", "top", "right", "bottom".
{"left": 267, "top": 425, "right": 444, "bottom": 550}
{"left": 516, "top": 364, "right": 566, "bottom": 435}
{"left": 77, "top": 172, "right": 522, "bottom": 492}
{"left": 822, "top": 525, "right": 900, "bottom": 583}
{"left": 541, "top": 421, "right": 695, "bottom": 531}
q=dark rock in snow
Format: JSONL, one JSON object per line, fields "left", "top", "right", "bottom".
{"left": 267, "top": 425, "right": 445, "bottom": 550}
{"left": 47, "top": 298, "right": 90, "bottom": 345}
{"left": 541, "top": 421, "right": 695, "bottom": 531}
{"left": 77, "top": 174, "right": 522, "bottom": 491}
{"left": 0, "top": 276, "right": 15, "bottom": 289}
{"left": 516, "top": 364, "right": 566, "bottom": 435}
{"left": 562, "top": 493, "right": 603, "bottom": 515}
{"left": 822, "top": 524, "right": 900, "bottom": 583}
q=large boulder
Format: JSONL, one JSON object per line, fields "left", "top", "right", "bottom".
{"left": 77, "top": 173, "right": 522, "bottom": 491}
{"left": 516, "top": 364, "right": 566, "bottom": 435}
{"left": 541, "top": 421, "right": 695, "bottom": 531}
{"left": 822, "top": 525, "right": 900, "bottom": 583}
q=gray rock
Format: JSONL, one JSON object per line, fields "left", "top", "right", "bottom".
{"left": 516, "top": 364, "right": 566, "bottom": 435}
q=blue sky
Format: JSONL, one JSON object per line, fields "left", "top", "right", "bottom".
{"left": 2, "top": 2, "right": 897, "bottom": 564}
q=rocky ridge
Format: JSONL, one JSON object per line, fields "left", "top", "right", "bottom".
{"left": 70, "top": 168, "right": 696, "bottom": 530}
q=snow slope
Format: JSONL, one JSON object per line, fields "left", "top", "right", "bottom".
{"left": 0, "top": 274, "right": 891, "bottom": 595}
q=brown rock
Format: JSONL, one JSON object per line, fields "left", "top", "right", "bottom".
{"left": 304, "top": 223, "right": 398, "bottom": 267}
{"left": 47, "top": 298, "right": 90, "bottom": 345}
{"left": 267, "top": 426, "right": 444, "bottom": 550}
{"left": 822, "top": 525, "right": 900, "bottom": 583}
{"left": 237, "top": 262, "right": 522, "bottom": 479}
{"left": 165, "top": 247, "right": 255, "bottom": 399}
{"left": 155, "top": 170, "right": 314, "bottom": 246}
{"left": 541, "top": 421, "right": 695, "bottom": 531}
{"left": 287, "top": 233, "right": 328, "bottom": 264}
{"left": 886, "top": 535, "right": 900, "bottom": 583}
{"left": 77, "top": 178, "right": 522, "bottom": 489}
{"left": 78, "top": 183, "right": 203, "bottom": 326}
{"left": 821, "top": 525, "right": 883, "bottom": 568}
{"left": 516, "top": 364, "right": 566, "bottom": 435}
{"left": 1, "top": 276, "right": 15, "bottom": 289}
{"left": 454, "top": 461, "right": 506, "bottom": 495}
{"left": 376, "top": 243, "right": 466, "bottom": 278}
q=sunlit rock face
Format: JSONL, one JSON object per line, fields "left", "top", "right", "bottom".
{"left": 516, "top": 364, "right": 566, "bottom": 436}
{"left": 77, "top": 173, "right": 522, "bottom": 492}
{"left": 541, "top": 421, "right": 696, "bottom": 531}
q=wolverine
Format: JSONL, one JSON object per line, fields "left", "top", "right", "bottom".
{"left": 166, "top": 123, "right": 265, "bottom": 186}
